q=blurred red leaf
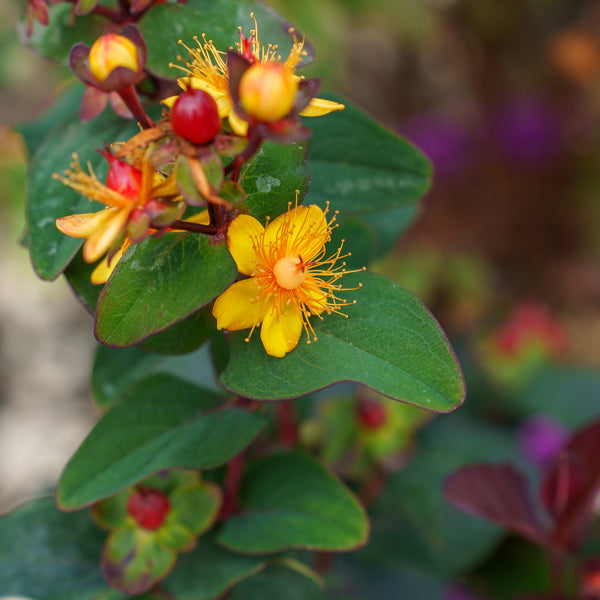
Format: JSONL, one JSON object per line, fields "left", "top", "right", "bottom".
{"left": 444, "top": 462, "right": 549, "bottom": 547}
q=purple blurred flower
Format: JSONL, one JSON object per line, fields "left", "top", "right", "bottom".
{"left": 443, "top": 583, "right": 484, "bottom": 600}
{"left": 400, "top": 113, "right": 471, "bottom": 178}
{"left": 518, "top": 415, "right": 568, "bottom": 468}
{"left": 490, "top": 97, "right": 563, "bottom": 165}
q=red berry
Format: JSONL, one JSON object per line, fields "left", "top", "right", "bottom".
{"left": 170, "top": 88, "right": 221, "bottom": 145}
{"left": 126, "top": 487, "right": 171, "bottom": 530}
{"left": 98, "top": 148, "right": 142, "bottom": 201}
{"left": 356, "top": 399, "right": 387, "bottom": 430}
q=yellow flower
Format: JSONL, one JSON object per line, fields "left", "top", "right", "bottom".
{"left": 212, "top": 204, "right": 362, "bottom": 357}
{"left": 167, "top": 15, "right": 345, "bottom": 136}
{"left": 54, "top": 151, "right": 183, "bottom": 271}
{"left": 88, "top": 33, "right": 140, "bottom": 83}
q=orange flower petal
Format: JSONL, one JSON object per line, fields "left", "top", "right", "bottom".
{"left": 213, "top": 277, "right": 265, "bottom": 331}
{"left": 82, "top": 207, "right": 130, "bottom": 263}
{"left": 260, "top": 303, "right": 303, "bottom": 357}
{"left": 56, "top": 208, "right": 120, "bottom": 238}
{"left": 227, "top": 214, "right": 264, "bottom": 276}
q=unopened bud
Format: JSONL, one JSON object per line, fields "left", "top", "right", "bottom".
{"left": 89, "top": 33, "right": 140, "bottom": 83}
{"left": 126, "top": 487, "right": 171, "bottom": 530}
{"left": 239, "top": 62, "right": 298, "bottom": 122}
{"left": 356, "top": 398, "right": 387, "bottom": 430}
{"left": 126, "top": 209, "right": 151, "bottom": 242}
{"left": 145, "top": 199, "right": 185, "bottom": 227}
{"left": 98, "top": 149, "right": 142, "bottom": 200}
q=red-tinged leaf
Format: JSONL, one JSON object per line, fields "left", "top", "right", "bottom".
{"left": 443, "top": 463, "right": 549, "bottom": 546}
{"left": 542, "top": 419, "right": 600, "bottom": 551}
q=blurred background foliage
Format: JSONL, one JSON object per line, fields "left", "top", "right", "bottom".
{"left": 3, "top": 0, "right": 600, "bottom": 598}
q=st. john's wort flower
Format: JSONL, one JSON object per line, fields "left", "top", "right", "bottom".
{"left": 212, "top": 203, "right": 363, "bottom": 357}
{"left": 54, "top": 148, "right": 184, "bottom": 283}
{"left": 167, "top": 15, "right": 344, "bottom": 137}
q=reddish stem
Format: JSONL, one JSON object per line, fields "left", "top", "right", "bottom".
{"left": 117, "top": 85, "right": 154, "bottom": 130}
{"left": 276, "top": 401, "right": 298, "bottom": 447}
{"left": 171, "top": 219, "right": 219, "bottom": 235}
{"left": 358, "top": 470, "right": 388, "bottom": 508}
{"left": 219, "top": 452, "right": 245, "bottom": 520}
{"left": 224, "top": 127, "right": 263, "bottom": 181}
{"left": 91, "top": 3, "right": 127, "bottom": 22}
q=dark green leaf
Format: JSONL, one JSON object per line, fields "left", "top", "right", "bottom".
{"left": 0, "top": 497, "right": 106, "bottom": 600}
{"left": 24, "top": 3, "right": 107, "bottom": 62}
{"left": 91, "top": 345, "right": 164, "bottom": 411}
{"left": 140, "top": 0, "right": 312, "bottom": 79}
{"left": 17, "top": 85, "right": 83, "bottom": 158}
{"left": 138, "top": 305, "right": 216, "bottom": 355}
{"left": 219, "top": 272, "right": 465, "bottom": 412}
{"left": 64, "top": 250, "right": 103, "bottom": 313}
{"left": 163, "top": 535, "right": 267, "bottom": 600}
{"left": 306, "top": 95, "right": 431, "bottom": 213}
{"left": 217, "top": 452, "right": 368, "bottom": 553}
{"left": 27, "top": 110, "right": 142, "bottom": 280}
{"left": 228, "top": 565, "right": 327, "bottom": 600}
{"left": 95, "top": 233, "right": 236, "bottom": 347}
{"left": 241, "top": 141, "right": 309, "bottom": 222}
{"left": 58, "top": 374, "right": 266, "bottom": 509}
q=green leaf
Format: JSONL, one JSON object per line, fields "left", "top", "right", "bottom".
{"left": 27, "top": 110, "right": 142, "bottom": 280}
{"left": 158, "top": 482, "right": 222, "bottom": 551}
{"left": 64, "top": 250, "right": 102, "bottom": 312}
{"left": 24, "top": 3, "right": 107, "bottom": 62}
{"left": 138, "top": 305, "right": 216, "bottom": 355}
{"left": 58, "top": 374, "right": 266, "bottom": 509}
{"left": 228, "top": 565, "right": 327, "bottom": 600}
{"left": 306, "top": 94, "right": 431, "bottom": 212}
{"left": 163, "top": 535, "right": 267, "bottom": 600}
{"left": 217, "top": 452, "right": 368, "bottom": 553}
{"left": 241, "top": 141, "right": 309, "bottom": 222}
{"left": 91, "top": 345, "right": 164, "bottom": 411}
{"left": 102, "top": 527, "right": 176, "bottom": 595}
{"left": 17, "top": 85, "right": 83, "bottom": 159}
{"left": 95, "top": 232, "right": 236, "bottom": 347}
{"left": 358, "top": 413, "right": 523, "bottom": 575}
{"left": 0, "top": 497, "right": 106, "bottom": 600}
{"left": 219, "top": 272, "right": 465, "bottom": 412}
{"left": 140, "top": 0, "right": 312, "bottom": 79}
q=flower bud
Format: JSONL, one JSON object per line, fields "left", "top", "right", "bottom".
{"left": 170, "top": 88, "right": 221, "bottom": 145}
{"left": 126, "top": 487, "right": 170, "bottom": 530}
{"left": 238, "top": 62, "right": 298, "bottom": 122}
{"left": 98, "top": 149, "right": 142, "bottom": 200}
{"left": 88, "top": 33, "right": 140, "bottom": 83}
{"left": 145, "top": 198, "right": 186, "bottom": 227}
{"left": 356, "top": 398, "right": 387, "bottom": 430}
{"left": 126, "top": 209, "right": 151, "bottom": 242}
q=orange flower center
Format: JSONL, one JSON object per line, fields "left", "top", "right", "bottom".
{"left": 273, "top": 255, "right": 307, "bottom": 290}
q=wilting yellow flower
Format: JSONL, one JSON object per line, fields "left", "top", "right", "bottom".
{"left": 54, "top": 151, "right": 183, "bottom": 272}
{"left": 212, "top": 204, "right": 362, "bottom": 357}
{"left": 167, "top": 15, "right": 345, "bottom": 135}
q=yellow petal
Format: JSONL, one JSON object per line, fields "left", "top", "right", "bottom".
{"left": 212, "top": 277, "right": 265, "bottom": 331}
{"left": 299, "top": 97, "right": 345, "bottom": 117}
{"left": 56, "top": 208, "right": 120, "bottom": 238}
{"left": 227, "top": 214, "right": 264, "bottom": 276}
{"left": 260, "top": 303, "right": 303, "bottom": 357}
{"left": 183, "top": 210, "right": 210, "bottom": 225}
{"left": 264, "top": 204, "right": 327, "bottom": 260}
{"left": 82, "top": 207, "right": 130, "bottom": 263}
{"left": 90, "top": 243, "right": 127, "bottom": 285}
{"left": 228, "top": 109, "right": 249, "bottom": 137}
{"left": 188, "top": 78, "right": 232, "bottom": 118}
{"left": 161, "top": 94, "right": 178, "bottom": 109}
